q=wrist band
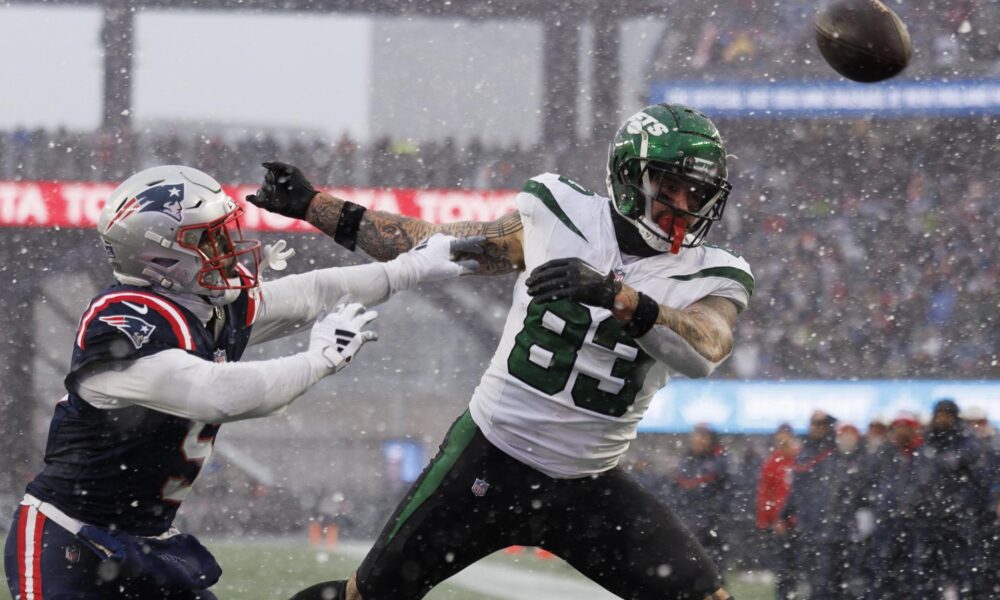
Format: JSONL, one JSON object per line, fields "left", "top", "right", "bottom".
{"left": 334, "top": 202, "right": 367, "bottom": 251}
{"left": 623, "top": 293, "right": 659, "bottom": 338}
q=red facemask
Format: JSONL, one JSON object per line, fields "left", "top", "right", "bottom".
{"left": 178, "top": 206, "right": 261, "bottom": 291}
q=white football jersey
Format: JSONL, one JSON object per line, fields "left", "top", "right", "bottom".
{"left": 469, "top": 173, "right": 753, "bottom": 478}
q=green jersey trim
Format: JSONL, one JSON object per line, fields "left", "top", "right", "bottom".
{"left": 703, "top": 243, "right": 746, "bottom": 261}
{"left": 523, "top": 179, "right": 588, "bottom": 242}
{"left": 669, "top": 266, "right": 755, "bottom": 299}
{"left": 386, "top": 410, "right": 477, "bottom": 543}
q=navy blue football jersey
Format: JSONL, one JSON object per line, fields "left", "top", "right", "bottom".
{"left": 26, "top": 283, "right": 259, "bottom": 535}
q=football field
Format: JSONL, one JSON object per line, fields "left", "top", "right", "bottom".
{"left": 0, "top": 534, "right": 774, "bottom": 599}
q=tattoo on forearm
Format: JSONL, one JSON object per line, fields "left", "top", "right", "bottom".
{"left": 656, "top": 296, "right": 737, "bottom": 362}
{"left": 355, "top": 213, "right": 428, "bottom": 261}
{"left": 658, "top": 308, "right": 714, "bottom": 351}
{"left": 442, "top": 211, "right": 525, "bottom": 275}
{"left": 306, "top": 195, "right": 346, "bottom": 239}
{"left": 308, "top": 194, "right": 524, "bottom": 274}
{"left": 306, "top": 193, "right": 434, "bottom": 260}
{"left": 479, "top": 211, "right": 524, "bottom": 239}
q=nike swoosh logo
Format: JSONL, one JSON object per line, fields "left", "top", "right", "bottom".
{"left": 121, "top": 301, "right": 149, "bottom": 315}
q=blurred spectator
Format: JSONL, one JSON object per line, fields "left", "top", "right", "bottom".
{"left": 332, "top": 133, "right": 359, "bottom": 187}
{"left": 755, "top": 423, "right": 799, "bottom": 600}
{"left": 866, "top": 414, "right": 925, "bottom": 600}
{"left": 727, "top": 437, "right": 765, "bottom": 570}
{"left": 864, "top": 418, "right": 890, "bottom": 456}
{"left": 781, "top": 411, "right": 838, "bottom": 599}
{"left": 822, "top": 423, "right": 869, "bottom": 599}
{"left": 912, "top": 399, "right": 991, "bottom": 597}
{"left": 669, "top": 424, "right": 732, "bottom": 571}
{"left": 962, "top": 407, "right": 1000, "bottom": 598}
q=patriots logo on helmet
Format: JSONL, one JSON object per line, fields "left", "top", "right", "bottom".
{"left": 98, "top": 314, "right": 157, "bottom": 349}
{"left": 104, "top": 183, "right": 185, "bottom": 233}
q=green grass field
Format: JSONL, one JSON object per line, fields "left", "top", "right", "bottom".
{"left": 1, "top": 535, "right": 775, "bottom": 599}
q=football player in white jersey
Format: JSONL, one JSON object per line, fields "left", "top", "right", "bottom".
{"left": 250, "top": 103, "right": 752, "bottom": 600}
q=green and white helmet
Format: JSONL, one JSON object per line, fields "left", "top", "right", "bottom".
{"left": 606, "top": 103, "right": 731, "bottom": 254}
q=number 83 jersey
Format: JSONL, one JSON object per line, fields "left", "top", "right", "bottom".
{"left": 469, "top": 173, "right": 753, "bottom": 478}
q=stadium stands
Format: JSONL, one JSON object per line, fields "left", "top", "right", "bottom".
{"left": 1, "top": 114, "right": 995, "bottom": 380}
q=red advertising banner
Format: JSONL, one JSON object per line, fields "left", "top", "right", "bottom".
{"left": 0, "top": 181, "right": 518, "bottom": 231}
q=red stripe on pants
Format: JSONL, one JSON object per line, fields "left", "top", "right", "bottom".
{"left": 16, "top": 506, "right": 27, "bottom": 599}
{"left": 33, "top": 510, "right": 45, "bottom": 599}
{"left": 17, "top": 506, "right": 46, "bottom": 600}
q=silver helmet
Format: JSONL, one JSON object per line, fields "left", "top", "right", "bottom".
{"left": 98, "top": 165, "right": 261, "bottom": 306}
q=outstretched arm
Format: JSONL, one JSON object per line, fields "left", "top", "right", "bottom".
{"left": 76, "top": 305, "right": 377, "bottom": 423}
{"left": 247, "top": 161, "right": 524, "bottom": 274}
{"left": 307, "top": 192, "right": 525, "bottom": 273}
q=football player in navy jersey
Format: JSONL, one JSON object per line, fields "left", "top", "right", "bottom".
{"left": 4, "top": 165, "right": 480, "bottom": 600}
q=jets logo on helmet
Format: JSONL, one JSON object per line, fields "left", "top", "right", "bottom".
{"left": 625, "top": 112, "right": 670, "bottom": 137}
{"left": 104, "top": 183, "right": 185, "bottom": 233}
{"left": 607, "top": 103, "right": 732, "bottom": 254}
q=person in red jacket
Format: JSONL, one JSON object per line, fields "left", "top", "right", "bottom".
{"left": 756, "top": 423, "right": 799, "bottom": 600}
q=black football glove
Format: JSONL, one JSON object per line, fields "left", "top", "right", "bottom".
{"left": 245, "top": 161, "right": 318, "bottom": 220}
{"left": 525, "top": 257, "right": 621, "bottom": 309}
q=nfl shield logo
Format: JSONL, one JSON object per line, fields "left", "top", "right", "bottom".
{"left": 471, "top": 478, "right": 490, "bottom": 497}
{"left": 65, "top": 545, "right": 80, "bottom": 564}
{"left": 213, "top": 349, "right": 227, "bottom": 363}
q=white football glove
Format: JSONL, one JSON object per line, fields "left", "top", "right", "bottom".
{"left": 383, "top": 233, "right": 484, "bottom": 292}
{"left": 309, "top": 302, "right": 378, "bottom": 372}
{"left": 262, "top": 239, "right": 296, "bottom": 272}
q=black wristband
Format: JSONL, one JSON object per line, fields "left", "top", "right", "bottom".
{"left": 334, "top": 202, "right": 367, "bottom": 251}
{"left": 623, "top": 293, "right": 659, "bottom": 338}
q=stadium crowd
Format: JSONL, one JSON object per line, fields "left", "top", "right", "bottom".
{"left": 173, "top": 400, "right": 1000, "bottom": 598}
{"left": 1, "top": 114, "right": 996, "bottom": 381}
{"left": 633, "top": 402, "right": 1000, "bottom": 599}
{"left": 647, "top": 0, "right": 1000, "bottom": 80}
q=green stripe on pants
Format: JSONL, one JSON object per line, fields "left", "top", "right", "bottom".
{"left": 386, "top": 410, "right": 478, "bottom": 543}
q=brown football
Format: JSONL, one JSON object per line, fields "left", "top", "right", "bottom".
{"left": 815, "top": 0, "right": 912, "bottom": 83}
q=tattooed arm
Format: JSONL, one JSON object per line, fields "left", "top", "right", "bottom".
{"left": 246, "top": 161, "right": 524, "bottom": 274}
{"left": 306, "top": 192, "right": 525, "bottom": 275}
{"left": 610, "top": 290, "right": 737, "bottom": 362}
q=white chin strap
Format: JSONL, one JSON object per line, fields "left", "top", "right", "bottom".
{"left": 634, "top": 213, "right": 702, "bottom": 254}
{"left": 636, "top": 215, "right": 675, "bottom": 253}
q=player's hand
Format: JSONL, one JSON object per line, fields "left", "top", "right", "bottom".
{"left": 386, "top": 233, "right": 483, "bottom": 287}
{"left": 246, "top": 161, "right": 318, "bottom": 220}
{"left": 525, "top": 257, "right": 621, "bottom": 309}
{"left": 309, "top": 302, "right": 378, "bottom": 372}
{"left": 262, "top": 239, "right": 296, "bottom": 272}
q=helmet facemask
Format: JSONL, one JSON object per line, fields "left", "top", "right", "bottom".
{"left": 606, "top": 104, "right": 732, "bottom": 255}
{"left": 624, "top": 159, "right": 730, "bottom": 254}
{"left": 177, "top": 206, "right": 261, "bottom": 296}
